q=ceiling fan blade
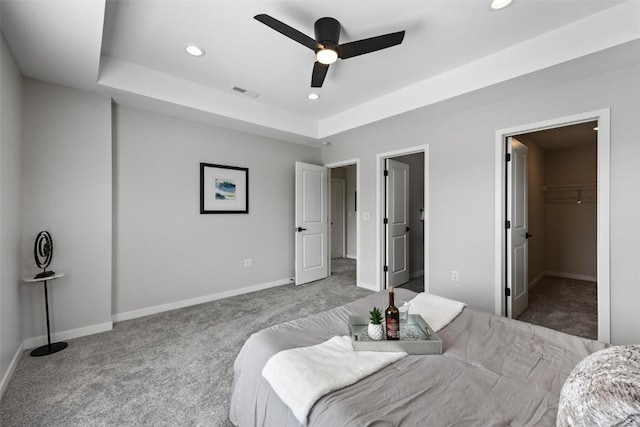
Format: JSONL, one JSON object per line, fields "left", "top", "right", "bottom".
{"left": 254, "top": 14, "right": 320, "bottom": 51}
{"left": 311, "top": 62, "right": 329, "bottom": 88}
{"left": 338, "top": 30, "right": 405, "bottom": 59}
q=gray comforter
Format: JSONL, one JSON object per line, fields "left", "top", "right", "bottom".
{"left": 229, "top": 288, "right": 607, "bottom": 426}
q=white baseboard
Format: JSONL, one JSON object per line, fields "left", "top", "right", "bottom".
{"left": 529, "top": 272, "right": 546, "bottom": 290}
{"left": 544, "top": 271, "right": 597, "bottom": 283}
{"left": 357, "top": 281, "right": 378, "bottom": 291}
{"left": 0, "top": 342, "right": 24, "bottom": 399}
{"left": 112, "top": 278, "right": 293, "bottom": 323}
{"left": 410, "top": 270, "right": 424, "bottom": 279}
{"left": 346, "top": 254, "right": 357, "bottom": 260}
{"left": 22, "top": 321, "right": 113, "bottom": 351}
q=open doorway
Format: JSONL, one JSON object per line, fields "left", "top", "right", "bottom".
{"left": 326, "top": 160, "right": 360, "bottom": 286}
{"left": 329, "top": 164, "right": 358, "bottom": 282}
{"left": 495, "top": 109, "right": 610, "bottom": 343}
{"left": 510, "top": 122, "right": 598, "bottom": 339}
{"left": 376, "top": 146, "right": 429, "bottom": 293}
{"left": 293, "top": 160, "right": 358, "bottom": 287}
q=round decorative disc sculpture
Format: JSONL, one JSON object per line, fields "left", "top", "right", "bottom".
{"left": 34, "top": 231, "right": 55, "bottom": 279}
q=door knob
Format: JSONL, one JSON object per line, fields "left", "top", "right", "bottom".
{"left": 296, "top": 227, "right": 307, "bottom": 232}
{"left": 406, "top": 226, "right": 411, "bottom": 232}
{"left": 525, "top": 232, "right": 533, "bottom": 239}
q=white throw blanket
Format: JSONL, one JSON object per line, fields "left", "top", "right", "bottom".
{"left": 407, "top": 292, "right": 466, "bottom": 332}
{"left": 262, "top": 335, "right": 407, "bottom": 425}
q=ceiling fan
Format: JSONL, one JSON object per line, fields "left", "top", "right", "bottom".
{"left": 254, "top": 14, "right": 405, "bottom": 88}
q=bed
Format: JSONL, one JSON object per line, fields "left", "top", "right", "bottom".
{"left": 229, "top": 288, "right": 609, "bottom": 426}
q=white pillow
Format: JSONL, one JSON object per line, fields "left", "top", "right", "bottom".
{"left": 557, "top": 345, "right": 640, "bottom": 426}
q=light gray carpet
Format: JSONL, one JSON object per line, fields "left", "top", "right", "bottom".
{"left": 397, "top": 275, "right": 424, "bottom": 293}
{"left": 516, "top": 275, "right": 598, "bottom": 340}
{"left": 0, "top": 258, "right": 371, "bottom": 426}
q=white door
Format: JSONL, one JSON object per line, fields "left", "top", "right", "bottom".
{"left": 295, "top": 162, "right": 328, "bottom": 285}
{"left": 330, "top": 179, "right": 346, "bottom": 259}
{"left": 507, "top": 137, "right": 529, "bottom": 318}
{"left": 385, "top": 159, "right": 410, "bottom": 287}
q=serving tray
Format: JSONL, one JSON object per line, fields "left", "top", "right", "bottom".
{"left": 349, "top": 314, "right": 443, "bottom": 355}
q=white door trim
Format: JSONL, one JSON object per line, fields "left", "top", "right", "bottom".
{"left": 376, "top": 145, "right": 430, "bottom": 293}
{"left": 325, "top": 159, "right": 360, "bottom": 287}
{"left": 493, "top": 109, "right": 610, "bottom": 343}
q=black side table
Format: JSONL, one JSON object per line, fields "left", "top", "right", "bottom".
{"left": 23, "top": 272, "right": 68, "bottom": 357}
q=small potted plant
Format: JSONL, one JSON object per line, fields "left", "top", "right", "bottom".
{"left": 368, "top": 307, "right": 384, "bottom": 341}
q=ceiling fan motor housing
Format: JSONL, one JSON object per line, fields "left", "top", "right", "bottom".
{"left": 315, "top": 17, "right": 340, "bottom": 51}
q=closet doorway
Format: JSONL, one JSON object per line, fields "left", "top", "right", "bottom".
{"left": 511, "top": 122, "right": 598, "bottom": 339}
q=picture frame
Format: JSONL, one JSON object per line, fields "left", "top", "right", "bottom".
{"left": 200, "top": 163, "right": 249, "bottom": 214}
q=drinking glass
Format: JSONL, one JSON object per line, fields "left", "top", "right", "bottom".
{"left": 399, "top": 301, "right": 410, "bottom": 325}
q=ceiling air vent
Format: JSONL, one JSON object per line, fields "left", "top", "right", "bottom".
{"left": 231, "top": 86, "right": 260, "bottom": 98}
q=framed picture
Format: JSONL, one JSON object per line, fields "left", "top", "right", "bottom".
{"left": 200, "top": 163, "right": 249, "bottom": 214}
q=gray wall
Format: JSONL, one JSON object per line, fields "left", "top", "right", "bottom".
{"left": 0, "top": 34, "right": 23, "bottom": 394}
{"left": 113, "top": 106, "right": 321, "bottom": 317}
{"left": 322, "top": 62, "right": 640, "bottom": 345}
{"left": 21, "top": 79, "right": 113, "bottom": 344}
{"left": 544, "top": 144, "right": 597, "bottom": 278}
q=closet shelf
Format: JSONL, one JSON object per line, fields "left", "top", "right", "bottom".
{"left": 543, "top": 183, "right": 596, "bottom": 192}
{"left": 543, "top": 183, "right": 596, "bottom": 205}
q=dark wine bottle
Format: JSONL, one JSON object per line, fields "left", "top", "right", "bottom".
{"left": 385, "top": 286, "right": 400, "bottom": 340}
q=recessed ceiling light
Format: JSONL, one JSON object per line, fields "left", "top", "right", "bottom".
{"left": 185, "top": 45, "right": 205, "bottom": 57}
{"left": 308, "top": 93, "right": 320, "bottom": 100}
{"left": 491, "top": 0, "right": 513, "bottom": 10}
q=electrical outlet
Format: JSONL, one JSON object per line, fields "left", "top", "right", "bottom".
{"left": 244, "top": 259, "right": 253, "bottom": 268}
{"left": 451, "top": 270, "right": 459, "bottom": 282}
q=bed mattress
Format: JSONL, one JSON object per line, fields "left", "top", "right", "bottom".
{"left": 229, "top": 288, "right": 607, "bottom": 426}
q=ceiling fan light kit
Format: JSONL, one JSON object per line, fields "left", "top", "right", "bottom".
{"left": 254, "top": 14, "right": 405, "bottom": 88}
{"left": 316, "top": 48, "right": 338, "bottom": 65}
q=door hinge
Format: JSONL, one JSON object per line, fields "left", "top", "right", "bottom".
{"left": 384, "top": 169, "right": 389, "bottom": 177}
{"left": 383, "top": 265, "right": 389, "bottom": 272}
{"left": 383, "top": 217, "right": 388, "bottom": 224}
{"left": 505, "top": 288, "right": 511, "bottom": 297}
{"left": 505, "top": 220, "right": 511, "bottom": 229}
{"left": 506, "top": 153, "right": 511, "bottom": 162}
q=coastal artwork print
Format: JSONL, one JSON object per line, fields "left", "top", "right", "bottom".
{"left": 200, "top": 163, "right": 248, "bottom": 214}
{"left": 215, "top": 179, "right": 236, "bottom": 200}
